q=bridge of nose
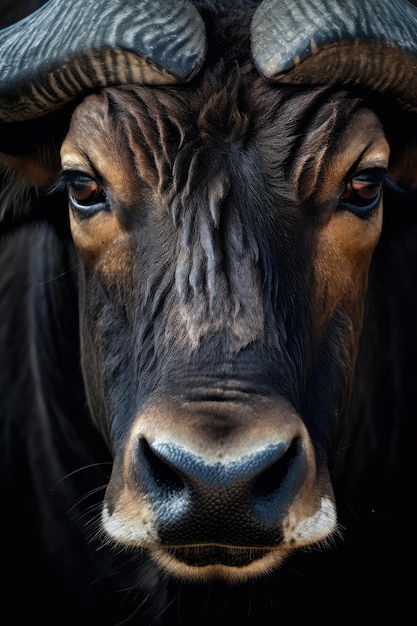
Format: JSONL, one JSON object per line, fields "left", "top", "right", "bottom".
{"left": 128, "top": 394, "right": 305, "bottom": 459}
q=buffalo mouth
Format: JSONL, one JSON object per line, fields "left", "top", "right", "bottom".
{"left": 165, "top": 545, "right": 273, "bottom": 568}
{"left": 150, "top": 544, "right": 290, "bottom": 581}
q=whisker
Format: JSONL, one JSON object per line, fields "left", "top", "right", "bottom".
{"left": 35, "top": 265, "right": 79, "bottom": 286}
{"left": 66, "top": 484, "right": 108, "bottom": 513}
{"left": 51, "top": 461, "right": 113, "bottom": 489}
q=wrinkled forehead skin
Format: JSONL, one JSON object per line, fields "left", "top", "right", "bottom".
{"left": 61, "top": 74, "right": 387, "bottom": 419}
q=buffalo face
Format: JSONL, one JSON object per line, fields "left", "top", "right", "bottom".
{"left": 59, "top": 74, "right": 388, "bottom": 581}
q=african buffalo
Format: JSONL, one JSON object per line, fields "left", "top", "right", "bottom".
{"left": 1, "top": 0, "right": 416, "bottom": 624}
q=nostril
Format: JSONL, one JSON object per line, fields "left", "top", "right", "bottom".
{"left": 139, "top": 438, "right": 185, "bottom": 495}
{"left": 252, "top": 438, "right": 301, "bottom": 507}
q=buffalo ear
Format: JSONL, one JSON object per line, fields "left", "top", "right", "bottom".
{"left": 0, "top": 108, "right": 71, "bottom": 220}
{"left": 0, "top": 150, "right": 59, "bottom": 222}
{"left": 390, "top": 138, "right": 417, "bottom": 191}
{"left": 0, "top": 148, "right": 61, "bottom": 189}
{"left": 379, "top": 105, "right": 417, "bottom": 191}
{"left": 388, "top": 136, "right": 417, "bottom": 192}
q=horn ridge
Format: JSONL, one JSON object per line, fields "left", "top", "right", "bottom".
{"left": 251, "top": 0, "right": 417, "bottom": 111}
{"left": 0, "top": 0, "right": 206, "bottom": 122}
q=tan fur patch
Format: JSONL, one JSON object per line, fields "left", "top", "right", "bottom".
{"left": 310, "top": 110, "right": 389, "bottom": 335}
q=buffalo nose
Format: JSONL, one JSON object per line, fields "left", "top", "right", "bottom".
{"left": 135, "top": 435, "right": 306, "bottom": 546}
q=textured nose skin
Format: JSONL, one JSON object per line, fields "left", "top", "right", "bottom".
{"left": 136, "top": 435, "right": 306, "bottom": 546}
{"left": 103, "top": 396, "right": 337, "bottom": 577}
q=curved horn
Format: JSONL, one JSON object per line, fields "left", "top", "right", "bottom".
{"left": 251, "top": 0, "right": 417, "bottom": 112}
{"left": 0, "top": 0, "right": 206, "bottom": 122}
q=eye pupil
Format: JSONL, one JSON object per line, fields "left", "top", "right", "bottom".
{"left": 68, "top": 177, "right": 106, "bottom": 210}
{"left": 351, "top": 179, "right": 379, "bottom": 200}
{"left": 340, "top": 171, "right": 383, "bottom": 216}
{"left": 70, "top": 181, "right": 101, "bottom": 204}
{"left": 343, "top": 178, "right": 380, "bottom": 204}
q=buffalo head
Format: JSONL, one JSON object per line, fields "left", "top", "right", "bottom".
{"left": 0, "top": 0, "right": 416, "bottom": 584}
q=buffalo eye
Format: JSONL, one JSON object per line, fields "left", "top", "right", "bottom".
{"left": 67, "top": 174, "right": 107, "bottom": 216}
{"left": 340, "top": 169, "right": 384, "bottom": 217}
